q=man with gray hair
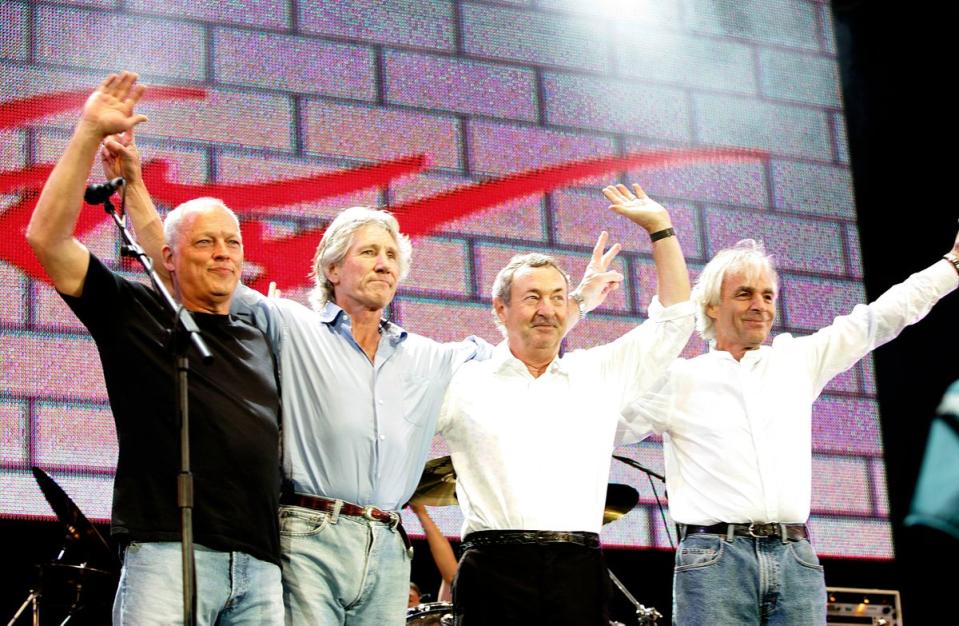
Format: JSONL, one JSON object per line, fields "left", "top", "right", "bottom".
{"left": 623, "top": 236, "right": 959, "bottom": 624}
{"left": 116, "top": 141, "right": 625, "bottom": 622}
{"left": 436, "top": 183, "right": 695, "bottom": 625}
{"left": 230, "top": 199, "right": 624, "bottom": 624}
{"left": 27, "top": 73, "right": 283, "bottom": 624}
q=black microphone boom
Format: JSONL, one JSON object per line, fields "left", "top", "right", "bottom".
{"left": 613, "top": 454, "right": 666, "bottom": 482}
{"left": 84, "top": 177, "right": 124, "bottom": 205}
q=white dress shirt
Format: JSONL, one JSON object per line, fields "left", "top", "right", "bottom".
{"left": 437, "top": 299, "right": 695, "bottom": 536}
{"left": 623, "top": 261, "right": 958, "bottom": 525}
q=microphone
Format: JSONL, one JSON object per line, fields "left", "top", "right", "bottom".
{"left": 613, "top": 455, "right": 665, "bottom": 482}
{"left": 84, "top": 177, "right": 124, "bottom": 205}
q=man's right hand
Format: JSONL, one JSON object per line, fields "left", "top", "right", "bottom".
{"left": 78, "top": 71, "right": 148, "bottom": 140}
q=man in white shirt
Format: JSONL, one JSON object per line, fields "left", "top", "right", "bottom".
{"left": 437, "top": 183, "right": 696, "bottom": 625}
{"left": 623, "top": 235, "right": 959, "bottom": 625}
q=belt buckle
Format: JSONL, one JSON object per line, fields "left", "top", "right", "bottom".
{"left": 362, "top": 505, "right": 378, "bottom": 522}
{"left": 747, "top": 523, "right": 773, "bottom": 538}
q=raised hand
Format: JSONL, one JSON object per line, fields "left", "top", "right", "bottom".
{"left": 101, "top": 129, "right": 143, "bottom": 184}
{"left": 573, "top": 230, "right": 624, "bottom": 312}
{"left": 79, "top": 71, "right": 148, "bottom": 138}
{"left": 602, "top": 183, "right": 672, "bottom": 234}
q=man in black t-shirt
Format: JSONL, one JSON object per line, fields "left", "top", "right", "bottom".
{"left": 26, "top": 72, "right": 283, "bottom": 625}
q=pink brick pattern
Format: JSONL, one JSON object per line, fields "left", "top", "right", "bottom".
{"left": 461, "top": 3, "right": 609, "bottom": 73}
{"left": 0, "top": 2, "right": 27, "bottom": 61}
{"left": 0, "top": 401, "right": 27, "bottom": 466}
{"left": 37, "top": 6, "right": 207, "bottom": 80}
{"left": 35, "top": 402, "right": 118, "bottom": 470}
{"left": 298, "top": 0, "right": 455, "bottom": 52}
{"left": 543, "top": 73, "right": 690, "bottom": 142}
{"left": 811, "top": 455, "right": 872, "bottom": 516}
{"left": 385, "top": 51, "right": 538, "bottom": 121}
{"left": 128, "top": 0, "right": 291, "bottom": 30}
{"left": 213, "top": 29, "right": 376, "bottom": 100}
{"left": 400, "top": 237, "right": 471, "bottom": 297}
{"left": 0, "top": 0, "right": 890, "bottom": 558}
{"left": 303, "top": 100, "right": 461, "bottom": 168}
{"left": 467, "top": 119, "right": 617, "bottom": 177}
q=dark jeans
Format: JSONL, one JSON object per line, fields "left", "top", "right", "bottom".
{"left": 453, "top": 541, "right": 611, "bottom": 626}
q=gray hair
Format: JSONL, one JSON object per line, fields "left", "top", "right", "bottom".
{"left": 692, "top": 239, "right": 778, "bottom": 342}
{"left": 163, "top": 197, "right": 239, "bottom": 249}
{"left": 490, "top": 252, "right": 571, "bottom": 336}
{"left": 308, "top": 206, "right": 412, "bottom": 311}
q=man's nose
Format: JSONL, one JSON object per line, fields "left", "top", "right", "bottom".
{"left": 212, "top": 239, "right": 229, "bottom": 257}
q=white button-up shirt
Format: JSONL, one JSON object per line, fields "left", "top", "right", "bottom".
{"left": 623, "top": 261, "right": 958, "bottom": 525}
{"left": 437, "top": 299, "right": 695, "bottom": 536}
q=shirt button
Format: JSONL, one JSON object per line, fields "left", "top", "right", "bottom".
{"left": 379, "top": 435, "right": 385, "bottom": 440}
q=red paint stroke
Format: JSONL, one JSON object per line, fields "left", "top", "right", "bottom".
{"left": 0, "top": 86, "right": 206, "bottom": 130}
{"left": 0, "top": 87, "right": 769, "bottom": 293}
{"left": 241, "top": 147, "right": 767, "bottom": 292}
{"left": 141, "top": 154, "right": 428, "bottom": 210}
{"left": 390, "top": 148, "right": 765, "bottom": 237}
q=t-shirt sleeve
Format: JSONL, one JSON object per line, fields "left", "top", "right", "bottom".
{"left": 58, "top": 254, "right": 127, "bottom": 336}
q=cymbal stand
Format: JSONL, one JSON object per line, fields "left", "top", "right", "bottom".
{"left": 607, "top": 567, "right": 662, "bottom": 625}
{"left": 5, "top": 589, "right": 40, "bottom": 626}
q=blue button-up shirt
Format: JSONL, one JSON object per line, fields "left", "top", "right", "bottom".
{"left": 233, "top": 285, "right": 485, "bottom": 510}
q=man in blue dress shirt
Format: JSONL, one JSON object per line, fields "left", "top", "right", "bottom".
{"left": 113, "top": 125, "right": 623, "bottom": 621}
{"left": 230, "top": 207, "right": 622, "bottom": 624}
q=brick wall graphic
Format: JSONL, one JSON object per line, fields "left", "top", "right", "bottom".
{"left": 0, "top": 0, "right": 890, "bottom": 558}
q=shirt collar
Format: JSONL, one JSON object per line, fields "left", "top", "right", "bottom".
{"left": 319, "top": 301, "right": 408, "bottom": 341}
{"left": 491, "top": 341, "right": 567, "bottom": 377}
{"left": 706, "top": 343, "right": 770, "bottom": 364}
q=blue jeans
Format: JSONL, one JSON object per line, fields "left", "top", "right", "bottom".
{"left": 112, "top": 542, "right": 283, "bottom": 625}
{"left": 279, "top": 504, "right": 411, "bottom": 625}
{"left": 673, "top": 533, "right": 827, "bottom": 625}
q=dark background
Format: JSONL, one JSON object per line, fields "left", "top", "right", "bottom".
{"left": 3, "top": 2, "right": 958, "bottom": 624}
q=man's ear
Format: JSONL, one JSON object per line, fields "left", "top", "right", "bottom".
{"left": 705, "top": 303, "right": 718, "bottom": 320}
{"left": 493, "top": 297, "right": 508, "bottom": 326}
{"left": 162, "top": 245, "right": 175, "bottom": 273}
{"left": 326, "top": 263, "right": 340, "bottom": 286}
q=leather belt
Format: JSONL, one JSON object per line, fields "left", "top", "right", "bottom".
{"left": 461, "top": 530, "right": 600, "bottom": 551}
{"left": 680, "top": 522, "right": 808, "bottom": 541}
{"left": 281, "top": 493, "right": 400, "bottom": 528}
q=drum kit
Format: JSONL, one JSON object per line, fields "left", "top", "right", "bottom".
{"left": 405, "top": 457, "right": 662, "bottom": 625}
{"left": 6, "top": 468, "right": 118, "bottom": 626}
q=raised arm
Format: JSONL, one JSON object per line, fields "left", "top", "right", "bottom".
{"left": 602, "top": 183, "right": 691, "bottom": 306}
{"left": 26, "top": 72, "right": 148, "bottom": 296}
{"left": 100, "top": 128, "right": 172, "bottom": 292}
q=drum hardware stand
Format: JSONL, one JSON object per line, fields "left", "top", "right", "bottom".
{"left": 608, "top": 567, "right": 662, "bottom": 625}
{"left": 6, "top": 468, "right": 119, "bottom": 626}
{"left": 6, "top": 590, "right": 40, "bottom": 626}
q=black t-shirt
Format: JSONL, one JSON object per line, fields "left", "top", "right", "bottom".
{"left": 61, "top": 255, "right": 281, "bottom": 565}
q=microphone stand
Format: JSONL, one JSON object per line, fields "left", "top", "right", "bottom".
{"left": 612, "top": 455, "right": 665, "bottom": 482}
{"left": 607, "top": 567, "right": 662, "bottom": 625}
{"left": 96, "top": 183, "right": 211, "bottom": 626}
{"left": 613, "top": 454, "right": 676, "bottom": 549}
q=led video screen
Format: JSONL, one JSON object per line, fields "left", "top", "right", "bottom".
{"left": 0, "top": 0, "right": 889, "bottom": 558}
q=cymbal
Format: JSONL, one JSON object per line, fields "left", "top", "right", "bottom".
{"left": 603, "top": 483, "right": 639, "bottom": 525}
{"left": 410, "top": 456, "right": 457, "bottom": 506}
{"left": 31, "top": 466, "right": 117, "bottom": 568}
